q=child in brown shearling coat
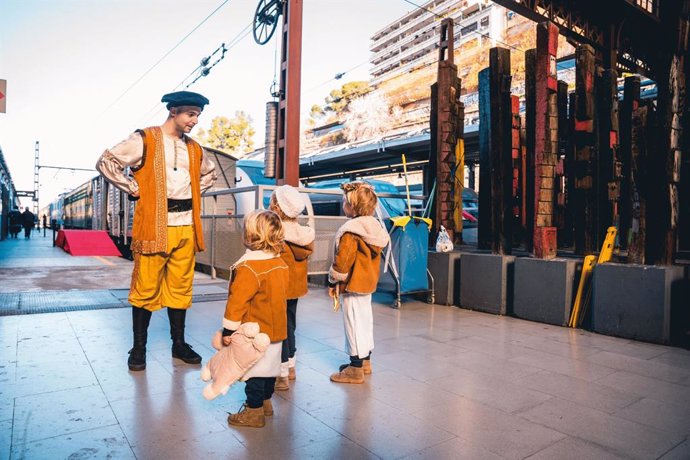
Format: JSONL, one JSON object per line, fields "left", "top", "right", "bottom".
{"left": 328, "top": 181, "right": 390, "bottom": 384}
{"left": 223, "top": 209, "right": 289, "bottom": 428}
{"left": 269, "top": 185, "right": 315, "bottom": 391}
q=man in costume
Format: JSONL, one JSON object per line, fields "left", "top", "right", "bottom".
{"left": 96, "top": 91, "right": 217, "bottom": 371}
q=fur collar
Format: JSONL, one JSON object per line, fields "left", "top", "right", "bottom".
{"left": 232, "top": 249, "right": 278, "bottom": 269}
{"left": 282, "top": 221, "right": 315, "bottom": 246}
{"left": 335, "top": 216, "right": 390, "bottom": 249}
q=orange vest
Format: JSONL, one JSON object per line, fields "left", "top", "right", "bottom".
{"left": 130, "top": 127, "right": 205, "bottom": 254}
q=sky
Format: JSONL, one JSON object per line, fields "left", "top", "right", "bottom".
{"left": 0, "top": 0, "right": 414, "bottom": 209}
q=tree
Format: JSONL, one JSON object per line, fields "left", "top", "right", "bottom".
{"left": 343, "top": 92, "right": 399, "bottom": 142}
{"left": 196, "top": 111, "right": 255, "bottom": 155}
{"left": 324, "top": 81, "right": 372, "bottom": 115}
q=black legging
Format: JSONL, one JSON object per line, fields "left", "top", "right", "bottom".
{"left": 244, "top": 377, "right": 276, "bottom": 408}
{"left": 281, "top": 298, "right": 298, "bottom": 362}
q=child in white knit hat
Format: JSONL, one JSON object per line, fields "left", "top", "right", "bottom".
{"left": 269, "top": 185, "right": 315, "bottom": 390}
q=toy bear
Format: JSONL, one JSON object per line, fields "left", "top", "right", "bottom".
{"left": 201, "top": 322, "right": 270, "bottom": 400}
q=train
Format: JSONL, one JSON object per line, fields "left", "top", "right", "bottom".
{"left": 44, "top": 143, "right": 480, "bottom": 256}
{"left": 43, "top": 146, "right": 239, "bottom": 256}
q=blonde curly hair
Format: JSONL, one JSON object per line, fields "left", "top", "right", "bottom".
{"left": 242, "top": 209, "right": 284, "bottom": 255}
{"left": 341, "top": 181, "right": 378, "bottom": 217}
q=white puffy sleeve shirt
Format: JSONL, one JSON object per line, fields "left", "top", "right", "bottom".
{"left": 96, "top": 132, "right": 217, "bottom": 226}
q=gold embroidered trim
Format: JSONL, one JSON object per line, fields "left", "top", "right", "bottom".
{"left": 151, "top": 127, "right": 168, "bottom": 254}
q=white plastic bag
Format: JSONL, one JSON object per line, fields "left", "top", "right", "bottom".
{"left": 435, "top": 225, "right": 454, "bottom": 252}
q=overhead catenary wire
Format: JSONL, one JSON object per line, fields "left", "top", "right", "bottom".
{"left": 136, "top": 20, "right": 254, "bottom": 126}
{"left": 100, "top": 0, "right": 232, "bottom": 116}
{"left": 304, "top": 58, "right": 371, "bottom": 95}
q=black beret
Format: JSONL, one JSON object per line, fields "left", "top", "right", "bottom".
{"left": 161, "top": 91, "right": 209, "bottom": 110}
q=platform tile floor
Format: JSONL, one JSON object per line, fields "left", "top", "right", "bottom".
{"left": 1, "top": 288, "right": 690, "bottom": 459}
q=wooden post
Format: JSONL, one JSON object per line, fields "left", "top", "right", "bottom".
{"left": 478, "top": 68, "right": 492, "bottom": 250}
{"left": 533, "top": 22, "right": 559, "bottom": 259}
{"left": 648, "top": 55, "right": 685, "bottom": 265}
{"left": 564, "top": 92, "right": 577, "bottom": 249}
{"left": 619, "top": 76, "right": 641, "bottom": 251}
{"left": 511, "top": 95, "right": 523, "bottom": 245}
{"left": 524, "top": 49, "right": 536, "bottom": 252}
{"left": 428, "top": 18, "right": 464, "bottom": 244}
{"left": 489, "top": 47, "right": 513, "bottom": 254}
{"left": 595, "top": 68, "right": 620, "bottom": 247}
{"left": 646, "top": 1, "right": 688, "bottom": 265}
{"left": 477, "top": 49, "right": 515, "bottom": 254}
{"left": 573, "top": 44, "right": 596, "bottom": 255}
{"left": 628, "top": 102, "right": 653, "bottom": 264}
{"left": 555, "top": 80, "right": 569, "bottom": 246}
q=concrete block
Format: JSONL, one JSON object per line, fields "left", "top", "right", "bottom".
{"left": 513, "top": 258, "right": 580, "bottom": 326}
{"left": 460, "top": 253, "right": 515, "bottom": 315}
{"left": 591, "top": 263, "right": 686, "bottom": 344}
{"left": 427, "top": 251, "right": 462, "bottom": 306}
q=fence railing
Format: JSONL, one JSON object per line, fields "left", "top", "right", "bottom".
{"left": 198, "top": 185, "right": 426, "bottom": 279}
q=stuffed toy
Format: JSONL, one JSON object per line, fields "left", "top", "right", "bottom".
{"left": 201, "top": 322, "right": 270, "bottom": 400}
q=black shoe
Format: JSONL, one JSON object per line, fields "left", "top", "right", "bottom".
{"left": 128, "top": 347, "right": 146, "bottom": 371}
{"left": 172, "top": 342, "right": 202, "bottom": 364}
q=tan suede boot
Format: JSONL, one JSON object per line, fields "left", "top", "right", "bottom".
{"left": 275, "top": 376, "right": 290, "bottom": 391}
{"left": 363, "top": 360, "right": 372, "bottom": 375}
{"left": 330, "top": 365, "right": 364, "bottom": 384}
{"left": 228, "top": 404, "right": 265, "bottom": 428}
{"left": 263, "top": 399, "right": 273, "bottom": 416}
{"left": 288, "top": 366, "right": 296, "bottom": 380}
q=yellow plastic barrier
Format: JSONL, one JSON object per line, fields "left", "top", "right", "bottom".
{"left": 569, "top": 226, "right": 617, "bottom": 328}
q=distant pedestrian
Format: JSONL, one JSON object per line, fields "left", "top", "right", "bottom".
{"left": 8, "top": 207, "right": 22, "bottom": 238}
{"left": 21, "top": 207, "right": 35, "bottom": 239}
{"left": 42, "top": 214, "right": 47, "bottom": 236}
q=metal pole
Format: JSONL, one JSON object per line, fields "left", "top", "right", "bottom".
{"left": 210, "top": 216, "right": 216, "bottom": 279}
{"left": 276, "top": 0, "right": 303, "bottom": 186}
{"left": 34, "top": 141, "right": 39, "bottom": 217}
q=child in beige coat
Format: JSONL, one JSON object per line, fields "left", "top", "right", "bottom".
{"left": 269, "top": 185, "right": 315, "bottom": 391}
{"left": 328, "top": 182, "right": 389, "bottom": 384}
{"left": 223, "top": 210, "right": 289, "bottom": 428}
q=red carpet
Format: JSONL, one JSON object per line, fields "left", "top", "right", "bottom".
{"left": 56, "top": 230, "right": 122, "bottom": 256}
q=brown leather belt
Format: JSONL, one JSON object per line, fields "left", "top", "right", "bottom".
{"left": 167, "top": 198, "right": 193, "bottom": 213}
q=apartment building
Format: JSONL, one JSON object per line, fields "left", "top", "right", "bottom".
{"left": 370, "top": 0, "right": 505, "bottom": 86}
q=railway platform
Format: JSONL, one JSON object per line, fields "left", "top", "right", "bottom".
{"left": 1, "top": 234, "right": 690, "bottom": 459}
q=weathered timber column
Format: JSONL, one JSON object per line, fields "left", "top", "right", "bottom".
{"left": 519, "top": 105, "right": 528, "bottom": 239}
{"left": 647, "top": 5, "right": 688, "bottom": 265}
{"left": 478, "top": 68, "right": 492, "bottom": 250}
{"left": 556, "top": 80, "right": 569, "bottom": 246}
{"left": 428, "top": 18, "right": 464, "bottom": 244}
{"left": 573, "top": 44, "right": 596, "bottom": 255}
{"left": 681, "top": 5, "right": 690, "bottom": 255}
{"left": 533, "top": 22, "right": 558, "bottom": 259}
{"left": 524, "top": 49, "right": 536, "bottom": 252}
{"left": 619, "top": 76, "right": 641, "bottom": 251}
{"left": 511, "top": 95, "right": 523, "bottom": 243}
{"left": 478, "top": 47, "right": 513, "bottom": 253}
{"left": 565, "top": 92, "right": 577, "bottom": 249}
{"left": 628, "top": 102, "right": 654, "bottom": 264}
{"left": 595, "top": 68, "right": 621, "bottom": 247}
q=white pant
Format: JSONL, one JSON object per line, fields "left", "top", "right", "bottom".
{"left": 341, "top": 293, "right": 374, "bottom": 359}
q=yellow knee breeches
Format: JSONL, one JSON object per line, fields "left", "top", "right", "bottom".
{"left": 129, "top": 225, "right": 196, "bottom": 311}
